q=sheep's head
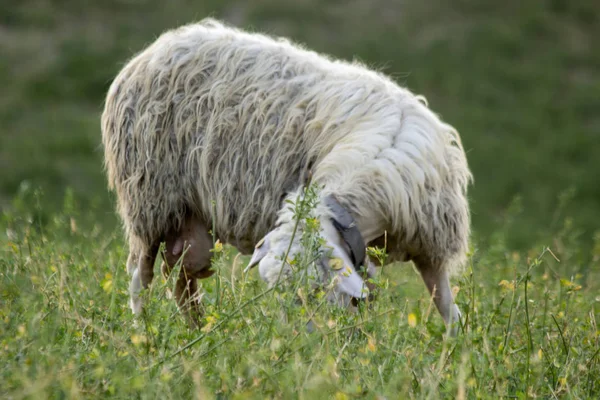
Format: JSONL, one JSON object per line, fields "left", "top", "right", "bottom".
{"left": 244, "top": 194, "right": 374, "bottom": 307}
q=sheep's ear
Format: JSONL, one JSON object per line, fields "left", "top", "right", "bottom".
{"left": 323, "top": 194, "right": 366, "bottom": 269}
{"left": 244, "top": 235, "right": 271, "bottom": 273}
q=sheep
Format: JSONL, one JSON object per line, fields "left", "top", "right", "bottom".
{"left": 101, "top": 18, "right": 473, "bottom": 334}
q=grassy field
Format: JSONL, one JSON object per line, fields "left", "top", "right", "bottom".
{"left": 1, "top": 186, "right": 599, "bottom": 398}
{"left": 1, "top": 0, "right": 599, "bottom": 249}
{"left": 1, "top": 0, "right": 599, "bottom": 398}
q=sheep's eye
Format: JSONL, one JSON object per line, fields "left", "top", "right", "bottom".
{"left": 328, "top": 257, "right": 345, "bottom": 270}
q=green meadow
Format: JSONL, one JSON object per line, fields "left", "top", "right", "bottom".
{"left": 1, "top": 1, "right": 599, "bottom": 398}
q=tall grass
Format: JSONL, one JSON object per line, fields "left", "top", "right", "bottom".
{"left": 2, "top": 0, "right": 600, "bottom": 251}
{"left": 1, "top": 185, "right": 599, "bottom": 398}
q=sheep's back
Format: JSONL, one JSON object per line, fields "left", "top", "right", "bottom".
{"left": 101, "top": 20, "right": 338, "bottom": 248}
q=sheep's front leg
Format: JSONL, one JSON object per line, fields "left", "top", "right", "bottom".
{"left": 414, "top": 256, "right": 462, "bottom": 336}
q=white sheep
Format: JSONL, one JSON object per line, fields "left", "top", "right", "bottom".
{"left": 101, "top": 18, "right": 473, "bottom": 334}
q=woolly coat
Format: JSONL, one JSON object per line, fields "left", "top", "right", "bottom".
{"left": 101, "top": 18, "right": 472, "bottom": 274}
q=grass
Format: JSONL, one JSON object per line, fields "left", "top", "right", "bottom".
{"left": 1, "top": 186, "right": 599, "bottom": 398}
{"left": 0, "top": 0, "right": 599, "bottom": 251}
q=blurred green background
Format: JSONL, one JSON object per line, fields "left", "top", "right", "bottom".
{"left": 1, "top": 0, "right": 598, "bottom": 252}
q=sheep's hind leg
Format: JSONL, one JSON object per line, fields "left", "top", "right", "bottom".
{"left": 129, "top": 244, "right": 158, "bottom": 316}
{"left": 174, "top": 271, "right": 203, "bottom": 328}
{"left": 126, "top": 249, "right": 144, "bottom": 315}
{"left": 129, "top": 263, "right": 143, "bottom": 315}
{"left": 413, "top": 255, "right": 462, "bottom": 336}
{"left": 162, "top": 214, "right": 215, "bottom": 329}
{"left": 160, "top": 251, "right": 203, "bottom": 328}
